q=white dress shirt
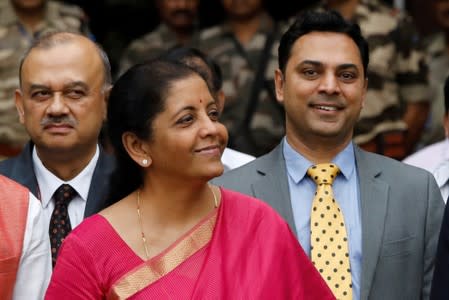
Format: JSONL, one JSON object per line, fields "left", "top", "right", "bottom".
{"left": 403, "top": 139, "right": 449, "bottom": 203}
{"left": 221, "top": 147, "right": 255, "bottom": 171}
{"left": 32, "top": 146, "right": 100, "bottom": 231}
{"left": 12, "top": 193, "right": 51, "bottom": 300}
{"left": 433, "top": 161, "right": 449, "bottom": 204}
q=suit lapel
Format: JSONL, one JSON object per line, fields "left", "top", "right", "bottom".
{"left": 16, "top": 142, "right": 40, "bottom": 197}
{"left": 251, "top": 143, "right": 298, "bottom": 236}
{"left": 355, "top": 148, "right": 389, "bottom": 300}
{"left": 83, "top": 148, "right": 115, "bottom": 218}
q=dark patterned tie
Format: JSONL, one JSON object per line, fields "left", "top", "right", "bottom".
{"left": 49, "top": 184, "right": 77, "bottom": 268}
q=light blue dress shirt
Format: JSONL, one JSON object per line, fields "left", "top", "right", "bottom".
{"left": 283, "top": 139, "right": 362, "bottom": 300}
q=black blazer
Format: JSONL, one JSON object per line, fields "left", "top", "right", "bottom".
{"left": 430, "top": 199, "right": 449, "bottom": 300}
{"left": 0, "top": 142, "right": 116, "bottom": 217}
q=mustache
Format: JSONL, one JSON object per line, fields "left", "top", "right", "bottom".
{"left": 170, "top": 10, "right": 195, "bottom": 19}
{"left": 40, "top": 116, "right": 77, "bottom": 127}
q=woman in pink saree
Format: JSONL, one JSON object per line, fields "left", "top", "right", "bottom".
{"left": 45, "top": 59, "right": 335, "bottom": 299}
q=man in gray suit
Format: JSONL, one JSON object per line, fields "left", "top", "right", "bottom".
{"left": 0, "top": 31, "right": 115, "bottom": 266}
{"left": 214, "top": 10, "right": 444, "bottom": 300}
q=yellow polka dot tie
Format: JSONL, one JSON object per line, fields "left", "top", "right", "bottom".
{"left": 307, "top": 163, "right": 352, "bottom": 300}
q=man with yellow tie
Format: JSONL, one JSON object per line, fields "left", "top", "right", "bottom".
{"left": 214, "top": 10, "right": 444, "bottom": 300}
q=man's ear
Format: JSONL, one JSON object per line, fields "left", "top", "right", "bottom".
{"left": 274, "top": 69, "right": 285, "bottom": 105}
{"left": 122, "top": 132, "right": 152, "bottom": 168}
{"left": 15, "top": 89, "right": 25, "bottom": 123}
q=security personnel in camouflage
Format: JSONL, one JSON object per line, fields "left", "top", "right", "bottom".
{"left": 318, "top": 0, "right": 430, "bottom": 159}
{"left": 197, "top": 0, "right": 285, "bottom": 157}
{"left": 119, "top": 23, "right": 200, "bottom": 76}
{"left": 421, "top": 32, "right": 448, "bottom": 146}
{"left": 119, "top": 0, "right": 200, "bottom": 76}
{"left": 0, "top": 0, "right": 91, "bottom": 157}
{"left": 418, "top": 0, "right": 449, "bottom": 147}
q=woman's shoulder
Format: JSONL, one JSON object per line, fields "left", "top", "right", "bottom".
{"left": 67, "top": 214, "right": 117, "bottom": 249}
{"left": 220, "top": 188, "right": 288, "bottom": 227}
{"left": 71, "top": 214, "right": 108, "bottom": 233}
{"left": 221, "top": 188, "right": 276, "bottom": 210}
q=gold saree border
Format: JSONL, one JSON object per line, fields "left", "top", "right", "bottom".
{"left": 108, "top": 211, "right": 218, "bottom": 300}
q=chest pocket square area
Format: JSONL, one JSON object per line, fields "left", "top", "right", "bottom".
{"left": 380, "top": 236, "right": 415, "bottom": 258}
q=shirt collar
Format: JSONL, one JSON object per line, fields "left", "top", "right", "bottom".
{"left": 434, "top": 161, "right": 449, "bottom": 189}
{"left": 283, "top": 137, "right": 356, "bottom": 184}
{"left": 443, "top": 138, "right": 449, "bottom": 161}
{"left": 433, "top": 139, "right": 449, "bottom": 188}
{"left": 33, "top": 145, "right": 100, "bottom": 208}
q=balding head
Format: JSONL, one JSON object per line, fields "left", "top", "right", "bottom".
{"left": 19, "top": 31, "right": 112, "bottom": 91}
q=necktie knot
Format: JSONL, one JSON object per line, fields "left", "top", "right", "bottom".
{"left": 54, "top": 184, "right": 77, "bottom": 206}
{"left": 307, "top": 163, "right": 340, "bottom": 185}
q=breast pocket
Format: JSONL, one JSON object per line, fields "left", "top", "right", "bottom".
{"left": 380, "top": 236, "right": 415, "bottom": 258}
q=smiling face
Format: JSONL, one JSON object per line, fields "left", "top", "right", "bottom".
{"left": 275, "top": 31, "right": 367, "bottom": 148}
{"left": 146, "top": 74, "right": 228, "bottom": 181}
{"left": 16, "top": 37, "right": 107, "bottom": 157}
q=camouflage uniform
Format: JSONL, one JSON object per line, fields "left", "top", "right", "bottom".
{"left": 318, "top": 0, "right": 430, "bottom": 147}
{"left": 0, "top": 0, "right": 91, "bottom": 150}
{"left": 420, "top": 32, "right": 448, "bottom": 146}
{"left": 197, "top": 14, "right": 285, "bottom": 156}
{"left": 118, "top": 23, "right": 200, "bottom": 76}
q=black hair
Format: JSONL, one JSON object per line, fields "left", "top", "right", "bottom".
{"left": 106, "top": 58, "right": 199, "bottom": 204}
{"left": 161, "top": 46, "right": 223, "bottom": 94}
{"left": 278, "top": 10, "right": 369, "bottom": 76}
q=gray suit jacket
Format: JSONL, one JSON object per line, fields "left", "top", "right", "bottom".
{"left": 213, "top": 142, "right": 444, "bottom": 300}
{"left": 0, "top": 142, "right": 116, "bottom": 217}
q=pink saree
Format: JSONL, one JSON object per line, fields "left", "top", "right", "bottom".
{"left": 46, "top": 188, "right": 335, "bottom": 299}
{"left": 0, "top": 176, "right": 29, "bottom": 299}
{"left": 108, "top": 209, "right": 217, "bottom": 299}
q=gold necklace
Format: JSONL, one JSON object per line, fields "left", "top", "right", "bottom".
{"left": 136, "top": 184, "right": 218, "bottom": 260}
{"left": 136, "top": 189, "right": 150, "bottom": 259}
